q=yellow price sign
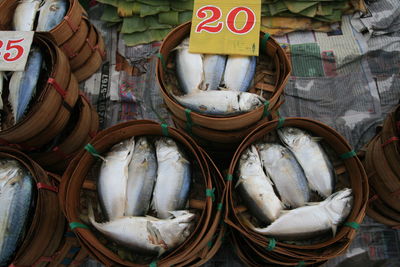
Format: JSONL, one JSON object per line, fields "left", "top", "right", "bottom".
{"left": 189, "top": 0, "right": 261, "bottom": 56}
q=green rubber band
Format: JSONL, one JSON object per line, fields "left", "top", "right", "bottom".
{"left": 156, "top": 53, "right": 167, "bottom": 71}
{"left": 185, "top": 109, "right": 193, "bottom": 134}
{"left": 340, "top": 150, "right": 356, "bottom": 160}
{"left": 207, "top": 240, "right": 213, "bottom": 248}
{"left": 262, "top": 101, "right": 270, "bottom": 118}
{"left": 149, "top": 261, "right": 157, "bottom": 267}
{"left": 69, "top": 222, "right": 89, "bottom": 230}
{"left": 217, "top": 203, "right": 223, "bottom": 211}
{"left": 296, "top": 261, "right": 305, "bottom": 267}
{"left": 277, "top": 117, "right": 285, "bottom": 129}
{"left": 266, "top": 238, "right": 276, "bottom": 251}
{"left": 84, "top": 144, "right": 102, "bottom": 159}
{"left": 206, "top": 188, "right": 215, "bottom": 202}
{"left": 161, "top": 124, "right": 169, "bottom": 136}
{"left": 226, "top": 174, "right": 233, "bottom": 181}
{"left": 261, "top": 33, "right": 270, "bottom": 54}
{"left": 344, "top": 221, "right": 360, "bottom": 230}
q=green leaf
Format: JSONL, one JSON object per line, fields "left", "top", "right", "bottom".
{"left": 121, "top": 16, "right": 147, "bottom": 33}
{"left": 178, "top": 11, "right": 193, "bottom": 24}
{"left": 101, "top": 5, "right": 122, "bottom": 23}
{"left": 171, "top": 0, "right": 193, "bottom": 11}
{"left": 140, "top": 4, "right": 170, "bottom": 17}
{"left": 145, "top": 16, "right": 172, "bottom": 29}
{"left": 158, "top": 11, "right": 179, "bottom": 25}
{"left": 123, "top": 29, "right": 171, "bottom": 46}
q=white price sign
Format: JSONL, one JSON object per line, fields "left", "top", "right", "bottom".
{"left": 0, "top": 31, "right": 34, "bottom": 71}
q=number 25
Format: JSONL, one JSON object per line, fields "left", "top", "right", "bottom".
{"left": 195, "top": 5, "right": 256, "bottom": 35}
{"left": 0, "top": 38, "right": 25, "bottom": 62}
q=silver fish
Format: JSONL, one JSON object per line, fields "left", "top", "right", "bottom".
{"left": 12, "top": 0, "right": 42, "bottom": 31}
{"left": 152, "top": 137, "right": 191, "bottom": 219}
{"left": 222, "top": 55, "right": 256, "bottom": 92}
{"left": 126, "top": 137, "right": 157, "bottom": 216}
{"left": 36, "top": 0, "right": 68, "bottom": 31}
{"left": 174, "top": 90, "right": 264, "bottom": 116}
{"left": 278, "top": 127, "right": 335, "bottom": 198}
{"left": 247, "top": 188, "right": 353, "bottom": 240}
{"left": 89, "top": 204, "right": 195, "bottom": 256}
{"left": 237, "top": 145, "right": 283, "bottom": 223}
{"left": 0, "top": 159, "right": 33, "bottom": 266}
{"left": 175, "top": 38, "right": 204, "bottom": 94}
{"left": 98, "top": 137, "right": 135, "bottom": 220}
{"left": 8, "top": 46, "right": 43, "bottom": 123}
{"left": 202, "top": 54, "right": 226, "bottom": 91}
{"left": 257, "top": 143, "right": 310, "bottom": 208}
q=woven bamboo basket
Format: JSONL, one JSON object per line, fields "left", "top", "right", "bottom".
{"left": 60, "top": 17, "right": 90, "bottom": 62}
{"left": 156, "top": 22, "right": 291, "bottom": 135}
{"left": 73, "top": 27, "right": 106, "bottom": 82}
{"left": 0, "top": 147, "right": 65, "bottom": 267}
{"left": 225, "top": 118, "right": 368, "bottom": 265}
{"left": 29, "top": 94, "right": 99, "bottom": 172}
{"left": 0, "top": 34, "right": 75, "bottom": 149}
{"left": 59, "top": 120, "right": 224, "bottom": 266}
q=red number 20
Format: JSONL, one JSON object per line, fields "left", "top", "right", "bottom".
{"left": 0, "top": 38, "right": 25, "bottom": 62}
{"left": 195, "top": 6, "right": 256, "bottom": 35}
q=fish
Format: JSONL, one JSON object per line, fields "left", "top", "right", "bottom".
{"left": 152, "top": 137, "right": 191, "bottom": 219}
{"left": 257, "top": 143, "right": 310, "bottom": 208}
{"left": 0, "top": 159, "right": 33, "bottom": 266}
{"left": 202, "top": 54, "right": 226, "bottom": 91}
{"left": 12, "top": 0, "right": 42, "bottom": 31}
{"left": 175, "top": 38, "right": 204, "bottom": 94}
{"left": 237, "top": 145, "right": 283, "bottom": 223}
{"left": 246, "top": 188, "right": 353, "bottom": 240}
{"left": 174, "top": 90, "right": 264, "bottom": 116}
{"left": 8, "top": 46, "right": 43, "bottom": 123}
{"left": 98, "top": 137, "right": 135, "bottom": 220}
{"left": 36, "top": 0, "right": 68, "bottom": 31}
{"left": 222, "top": 55, "right": 256, "bottom": 92}
{"left": 125, "top": 137, "right": 157, "bottom": 216}
{"left": 278, "top": 127, "right": 335, "bottom": 198}
{"left": 88, "top": 204, "right": 195, "bottom": 256}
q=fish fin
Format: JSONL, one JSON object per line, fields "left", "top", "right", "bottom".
{"left": 311, "top": 137, "right": 323, "bottom": 142}
{"left": 234, "top": 177, "right": 244, "bottom": 188}
{"left": 87, "top": 202, "right": 97, "bottom": 226}
{"left": 331, "top": 224, "right": 338, "bottom": 236}
{"left": 168, "top": 210, "right": 190, "bottom": 218}
{"left": 304, "top": 201, "right": 320, "bottom": 206}
{"left": 146, "top": 221, "right": 168, "bottom": 255}
{"left": 218, "top": 86, "right": 230, "bottom": 91}
{"left": 145, "top": 215, "right": 159, "bottom": 220}
{"left": 279, "top": 210, "right": 290, "bottom": 215}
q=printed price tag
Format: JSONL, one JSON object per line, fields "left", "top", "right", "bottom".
{"left": 189, "top": 0, "right": 261, "bottom": 56}
{"left": 0, "top": 31, "right": 34, "bottom": 71}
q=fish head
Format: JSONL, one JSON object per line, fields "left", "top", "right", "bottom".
{"left": 155, "top": 137, "right": 180, "bottom": 159}
{"left": 136, "top": 136, "right": 150, "bottom": 150}
{"left": 238, "top": 93, "right": 264, "bottom": 111}
{"left": 277, "top": 127, "right": 308, "bottom": 147}
{"left": 0, "top": 159, "right": 24, "bottom": 188}
{"left": 257, "top": 143, "right": 285, "bottom": 164}
{"left": 324, "top": 188, "right": 353, "bottom": 225}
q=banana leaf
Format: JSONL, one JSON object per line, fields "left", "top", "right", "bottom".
{"left": 145, "top": 16, "right": 172, "bottom": 29}
{"left": 170, "top": 0, "right": 194, "bottom": 11}
{"left": 97, "top": 0, "right": 119, "bottom": 8}
{"left": 317, "top": 3, "right": 333, "bottom": 16}
{"left": 105, "top": 22, "right": 122, "bottom": 29}
{"left": 178, "top": 11, "right": 193, "bottom": 24}
{"left": 284, "top": 1, "right": 318, "bottom": 13}
{"left": 137, "top": 0, "right": 170, "bottom": 6}
{"left": 158, "top": 11, "right": 179, "bottom": 25}
{"left": 298, "top": 4, "right": 318, "bottom": 17}
{"left": 315, "top": 9, "right": 342, "bottom": 22}
{"left": 268, "top": 2, "right": 288, "bottom": 16}
{"left": 101, "top": 5, "right": 122, "bottom": 23}
{"left": 117, "top": 1, "right": 141, "bottom": 17}
{"left": 123, "top": 29, "right": 171, "bottom": 46}
{"left": 121, "top": 16, "right": 147, "bottom": 33}
{"left": 140, "top": 3, "right": 170, "bottom": 17}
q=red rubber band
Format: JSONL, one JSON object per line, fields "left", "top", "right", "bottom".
{"left": 381, "top": 136, "right": 399, "bottom": 147}
{"left": 63, "top": 16, "right": 78, "bottom": 32}
{"left": 89, "top": 131, "right": 97, "bottom": 139}
{"left": 62, "top": 44, "right": 78, "bottom": 59}
{"left": 79, "top": 92, "right": 91, "bottom": 104}
{"left": 368, "top": 194, "right": 379, "bottom": 203}
{"left": 48, "top": 78, "right": 67, "bottom": 98}
{"left": 37, "top": 183, "right": 59, "bottom": 193}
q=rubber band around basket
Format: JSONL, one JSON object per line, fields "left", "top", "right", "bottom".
{"left": 69, "top": 222, "right": 89, "bottom": 230}
{"left": 344, "top": 222, "right": 360, "bottom": 230}
{"left": 261, "top": 33, "right": 270, "bottom": 54}
{"left": 368, "top": 194, "right": 379, "bottom": 203}
{"left": 185, "top": 109, "right": 193, "bottom": 134}
{"left": 53, "top": 146, "right": 69, "bottom": 159}
{"left": 37, "top": 183, "right": 59, "bottom": 193}
{"left": 62, "top": 101, "right": 74, "bottom": 113}
{"left": 48, "top": 78, "right": 67, "bottom": 98}
{"left": 296, "top": 261, "right": 305, "bottom": 267}
{"left": 262, "top": 101, "right": 270, "bottom": 118}
{"left": 64, "top": 16, "right": 79, "bottom": 32}
{"left": 161, "top": 124, "right": 169, "bottom": 136}
{"left": 340, "top": 150, "right": 356, "bottom": 160}
{"left": 84, "top": 143, "right": 102, "bottom": 159}
{"left": 156, "top": 53, "right": 167, "bottom": 71}
{"left": 217, "top": 203, "right": 223, "bottom": 211}
{"left": 62, "top": 44, "right": 78, "bottom": 59}
{"left": 149, "top": 261, "right": 157, "bottom": 267}
{"left": 206, "top": 188, "right": 215, "bottom": 202}
{"left": 226, "top": 174, "right": 233, "bottom": 181}
{"left": 266, "top": 238, "right": 276, "bottom": 251}
{"left": 381, "top": 136, "right": 399, "bottom": 147}
{"left": 277, "top": 117, "right": 285, "bottom": 129}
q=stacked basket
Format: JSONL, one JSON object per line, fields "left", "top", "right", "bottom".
{"left": 0, "top": 147, "right": 88, "bottom": 267}
{"left": 225, "top": 118, "right": 368, "bottom": 266}
{"left": 59, "top": 120, "right": 226, "bottom": 266}
{"left": 0, "top": 0, "right": 105, "bottom": 82}
{"left": 364, "top": 105, "right": 400, "bottom": 228}
{"left": 0, "top": 34, "right": 99, "bottom": 173}
{"left": 156, "top": 22, "right": 291, "bottom": 162}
